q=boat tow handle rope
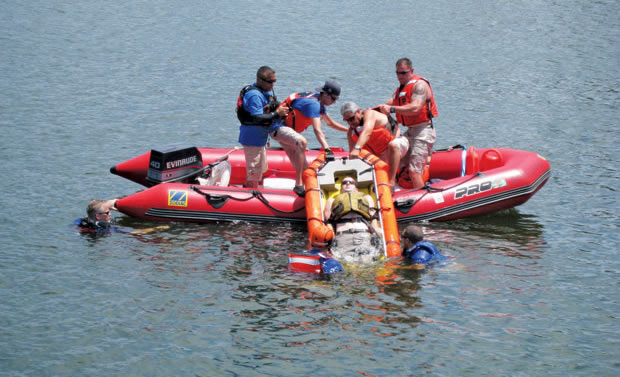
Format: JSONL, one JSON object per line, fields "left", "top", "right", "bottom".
{"left": 394, "top": 172, "right": 483, "bottom": 213}
{"left": 191, "top": 187, "right": 306, "bottom": 214}
{"left": 434, "top": 144, "right": 465, "bottom": 152}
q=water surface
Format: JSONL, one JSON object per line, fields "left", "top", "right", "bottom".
{"left": 1, "top": 0, "right": 618, "bottom": 376}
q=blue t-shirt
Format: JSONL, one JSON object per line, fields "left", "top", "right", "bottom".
{"left": 291, "top": 93, "right": 325, "bottom": 118}
{"left": 238, "top": 84, "right": 273, "bottom": 147}
{"left": 269, "top": 93, "right": 326, "bottom": 134}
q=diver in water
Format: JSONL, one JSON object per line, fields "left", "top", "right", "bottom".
{"left": 75, "top": 199, "right": 118, "bottom": 233}
{"left": 401, "top": 224, "right": 446, "bottom": 266}
{"left": 74, "top": 198, "right": 170, "bottom": 236}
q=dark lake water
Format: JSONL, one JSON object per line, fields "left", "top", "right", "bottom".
{"left": 1, "top": 0, "right": 618, "bottom": 376}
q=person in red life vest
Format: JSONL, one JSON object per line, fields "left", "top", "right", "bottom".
{"left": 237, "top": 66, "right": 289, "bottom": 188}
{"left": 339, "top": 101, "right": 409, "bottom": 187}
{"left": 274, "top": 80, "right": 348, "bottom": 197}
{"left": 377, "top": 58, "right": 438, "bottom": 189}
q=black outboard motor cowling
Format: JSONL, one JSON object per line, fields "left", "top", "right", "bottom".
{"left": 146, "top": 145, "right": 203, "bottom": 186}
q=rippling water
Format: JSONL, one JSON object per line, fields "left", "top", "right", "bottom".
{"left": 1, "top": 0, "right": 618, "bottom": 376}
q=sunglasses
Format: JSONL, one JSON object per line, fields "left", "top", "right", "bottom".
{"left": 396, "top": 70, "right": 410, "bottom": 75}
{"left": 260, "top": 77, "right": 276, "bottom": 84}
{"left": 329, "top": 93, "right": 338, "bottom": 101}
{"left": 343, "top": 115, "right": 356, "bottom": 123}
{"left": 98, "top": 210, "right": 110, "bottom": 215}
{"left": 342, "top": 180, "right": 356, "bottom": 185}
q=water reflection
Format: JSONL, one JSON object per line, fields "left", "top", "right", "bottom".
{"left": 405, "top": 209, "right": 547, "bottom": 262}
{"left": 452, "top": 209, "right": 544, "bottom": 242}
{"left": 97, "top": 211, "right": 549, "bottom": 374}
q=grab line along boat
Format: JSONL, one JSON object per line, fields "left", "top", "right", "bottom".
{"left": 110, "top": 144, "right": 550, "bottom": 223}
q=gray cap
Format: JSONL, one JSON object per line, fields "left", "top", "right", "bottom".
{"left": 316, "top": 80, "right": 341, "bottom": 96}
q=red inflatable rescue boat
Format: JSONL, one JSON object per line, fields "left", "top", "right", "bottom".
{"left": 110, "top": 145, "right": 550, "bottom": 223}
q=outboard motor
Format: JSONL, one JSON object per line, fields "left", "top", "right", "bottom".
{"left": 146, "top": 145, "right": 203, "bottom": 186}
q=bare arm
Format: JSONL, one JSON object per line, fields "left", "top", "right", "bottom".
{"left": 107, "top": 199, "right": 119, "bottom": 211}
{"left": 346, "top": 128, "right": 355, "bottom": 151}
{"left": 376, "top": 97, "right": 394, "bottom": 114}
{"left": 379, "top": 81, "right": 429, "bottom": 115}
{"left": 365, "top": 195, "right": 382, "bottom": 233}
{"left": 393, "top": 81, "right": 429, "bottom": 115}
{"left": 365, "top": 195, "right": 376, "bottom": 213}
{"left": 322, "top": 113, "right": 348, "bottom": 132}
{"left": 311, "top": 117, "right": 330, "bottom": 150}
{"left": 349, "top": 110, "right": 377, "bottom": 158}
{"left": 324, "top": 198, "right": 334, "bottom": 220}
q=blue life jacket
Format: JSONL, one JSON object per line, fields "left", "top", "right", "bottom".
{"left": 403, "top": 241, "right": 446, "bottom": 265}
{"left": 310, "top": 248, "right": 343, "bottom": 274}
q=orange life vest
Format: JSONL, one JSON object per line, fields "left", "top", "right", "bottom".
{"left": 392, "top": 75, "right": 438, "bottom": 126}
{"left": 280, "top": 92, "right": 317, "bottom": 133}
{"left": 350, "top": 111, "right": 395, "bottom": 155}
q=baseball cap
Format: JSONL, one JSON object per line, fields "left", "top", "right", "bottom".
{"left": 316, "top": 80, "right": 341, "bottom": 96}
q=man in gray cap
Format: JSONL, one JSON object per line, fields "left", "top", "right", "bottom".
{"left": 273, "top": 80, "right": 348, "bottom": 196}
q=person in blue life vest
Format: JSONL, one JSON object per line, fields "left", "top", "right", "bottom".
{"left": 275, "top": 80, "right": 349, "bottom": 197}
{"left": 323, "top": 177, "right": 383, "bottom": 264}
{"left": 237, "top": 66, "right": 290, "bottom": 188}
{"left": 75, "top": 199, "right": 118, "bottom": 233}
{"left": 401, "top": 224, "right": 446, "bottom": 266}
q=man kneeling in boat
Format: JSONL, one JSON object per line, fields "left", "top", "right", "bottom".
{"left": 340, "top": 101, "right": 409, "bottom": 187}
{"left": 323, "top": 177, "right": 383, "bottom": 264}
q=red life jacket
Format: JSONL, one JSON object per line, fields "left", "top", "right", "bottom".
{"left": 392, "top": 75, "right": 438, "bottom": 126}
{"left": 350, "top": 110, "right": 395, "bottom": 155}
{"left": 280, "top": 92, "right": 317, "bottom": 133}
